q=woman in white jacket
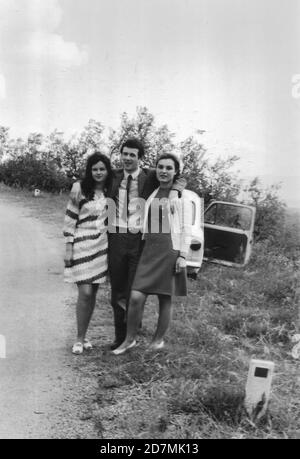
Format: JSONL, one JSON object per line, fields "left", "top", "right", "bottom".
{"left": 113, "top": 153, "right": 193, "bottom": 354}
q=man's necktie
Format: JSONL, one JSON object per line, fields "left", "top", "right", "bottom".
{"left": 121, "top": 174, "right": 132, "bottom": 223}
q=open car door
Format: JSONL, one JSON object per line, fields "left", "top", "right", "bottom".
{"left": 204, "top": 201, "right": 256, "bottom": 267}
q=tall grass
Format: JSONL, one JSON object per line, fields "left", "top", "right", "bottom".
{"left": 87, "top": 210, "right": 300, "bottom": 438}
{"left": 1, "top": 184, "right": 299, "bottom": 438}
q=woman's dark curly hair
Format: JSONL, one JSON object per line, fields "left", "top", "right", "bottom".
{"left": 81, "top": 152, "right": 113, "bottom": 200}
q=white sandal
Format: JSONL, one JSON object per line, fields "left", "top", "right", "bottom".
{"left": 112, "top": 340, "right": 137, "bottom": 355}
{"left": 72, "top": 342, "right": 84, "bottom": 354}
{"left": 149, "top": 340, "right": 165, "bottom": 350}
{"left": 83, "top": 339, "right": 93, "bottom": 350}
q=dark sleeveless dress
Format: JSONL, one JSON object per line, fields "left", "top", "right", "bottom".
{"left": 132, "top": 187, "right": 187, "bottom": 296}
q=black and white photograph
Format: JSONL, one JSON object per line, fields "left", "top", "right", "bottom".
{"left": 0, "top": 0, "right": 299, "bottom": 440}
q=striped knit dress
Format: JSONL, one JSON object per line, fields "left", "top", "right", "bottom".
{"left": 63, "top": 181, "right": 108, "bottom": 284}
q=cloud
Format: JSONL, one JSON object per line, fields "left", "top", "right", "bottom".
{"left": 0, "top": 74, "right": 5, "bottom": 99}
{"left": 26, "top": 32, "right": 88, "bottom": 67}
{"left": 0, "top": 0, "right": 62, "bottom": 36}
{"left": 0, "top": 0, "right": 88, "bottom": 67}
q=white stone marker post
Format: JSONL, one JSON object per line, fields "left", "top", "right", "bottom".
{"left": 245, "top": 359, "right": 274, "bottom": 420}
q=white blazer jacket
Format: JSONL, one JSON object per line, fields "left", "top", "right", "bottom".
{"left": 142, "top": 188, "right": 193, "bottom": 257}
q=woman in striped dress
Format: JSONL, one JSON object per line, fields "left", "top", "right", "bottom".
{"left": 63, "top": 152, "right": 112, "bottom": 354}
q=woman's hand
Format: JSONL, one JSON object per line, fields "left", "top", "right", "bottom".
{"left": 175, "top": 256, "right": 186, "bottom": 274}
{"left": 64, "top": 244, "right": 73, "bottom": 268}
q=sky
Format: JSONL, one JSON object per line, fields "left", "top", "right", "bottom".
{"left": 0, "top": 0, "right": 299, "bottom": 206}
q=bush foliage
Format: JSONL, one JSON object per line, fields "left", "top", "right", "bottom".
{"left": 0, "top": 154, "right": 71, "bottom": 192}
{"left": 0, "top": 106, "right": 288, "bottom": 241}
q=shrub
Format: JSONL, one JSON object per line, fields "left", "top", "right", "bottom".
{"left": 220, "top": 309, "right": 269, "bottom": 338}
{"left": 170, "top": 380, "right": 245, "bottom": 426}
{"left": 0, "top": 154, "right": 72, "bottom": 192}
{"left": 199, "top": 384, "right": 245, "bottom": 425}
{"left": 243, "top": 178, "right": 287, "bottom": 243}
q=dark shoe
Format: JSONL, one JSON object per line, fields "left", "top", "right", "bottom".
{"left": 111, "top": 305, "right": 126, "bottom": 350}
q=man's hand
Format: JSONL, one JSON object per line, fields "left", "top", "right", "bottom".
{"left": 169, "top": 189, "right": 179, "bottom": 201}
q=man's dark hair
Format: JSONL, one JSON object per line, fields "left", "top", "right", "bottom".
{"left": 81, "top": 152, "right": 113, "bottom": 200}
{"left": 156, "top": 153, "right": 181, "bottom": 181}
{"left": 120, "top": 138, "right": 145, "bottom": 159}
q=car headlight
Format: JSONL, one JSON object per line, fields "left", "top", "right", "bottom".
{"left": 190, "top": 243, "right": 201, "bottom": 251}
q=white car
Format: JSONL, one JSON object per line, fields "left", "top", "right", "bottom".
{"left": 184, "top": 190, "right": 204, "bottom": 277}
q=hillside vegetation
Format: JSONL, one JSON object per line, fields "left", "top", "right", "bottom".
{"left": 1, "top": 183, "right": 299, "bottom": 439}
{"left": 0, "top": 107, "right": 298, "bottom": 438}
{"left": 0, "top": 107, "right": 289, "bottom": 242}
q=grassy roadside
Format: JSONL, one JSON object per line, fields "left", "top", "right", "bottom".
{"left": 1, "top": 183, "right": 299, "bottom": 439}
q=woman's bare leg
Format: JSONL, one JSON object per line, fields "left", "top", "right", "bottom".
{"left": 113, "top": 290, "right": 147, "bottom": 351}
{"left": 76, "top": 284, "right": 98, "bottom": 342}
{"left": 151, "top": 294, "right": 172, "bottom": 345}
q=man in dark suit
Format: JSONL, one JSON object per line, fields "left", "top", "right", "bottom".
{"left": 107, "top": 138, "right": 186, "bottom": 350}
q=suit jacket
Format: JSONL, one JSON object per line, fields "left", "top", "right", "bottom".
{"left": 107, "top": 168, "right": 186, "bottom": 200}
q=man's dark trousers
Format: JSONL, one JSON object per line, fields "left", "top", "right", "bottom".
{"left": 108, "top": 230, "right": 143, "bottom": 347}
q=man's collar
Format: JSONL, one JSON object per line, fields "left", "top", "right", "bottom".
{"left": 124, "top": 167, "right": 141, "bottom": 180}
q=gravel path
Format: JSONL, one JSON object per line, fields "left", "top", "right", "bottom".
{"left": 0, "top": 196, "right": 99, "bottom": 439}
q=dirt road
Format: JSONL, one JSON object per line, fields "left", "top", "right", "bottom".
{"left": 0, "top": 196, "right": 99, "bottom": 439}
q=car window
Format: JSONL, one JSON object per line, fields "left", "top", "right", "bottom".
{"left": 204, "top": 203, "right": 217, "bottom": 224}
{"left": 205, "top": 203, "right": 252, "bottom": 230}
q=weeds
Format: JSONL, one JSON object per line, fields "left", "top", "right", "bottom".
{"left": 88, "top": 224, "right": 299, "bottom": 438}
{"left": 2, "top": 184, "right": 298, "bottom": 438}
